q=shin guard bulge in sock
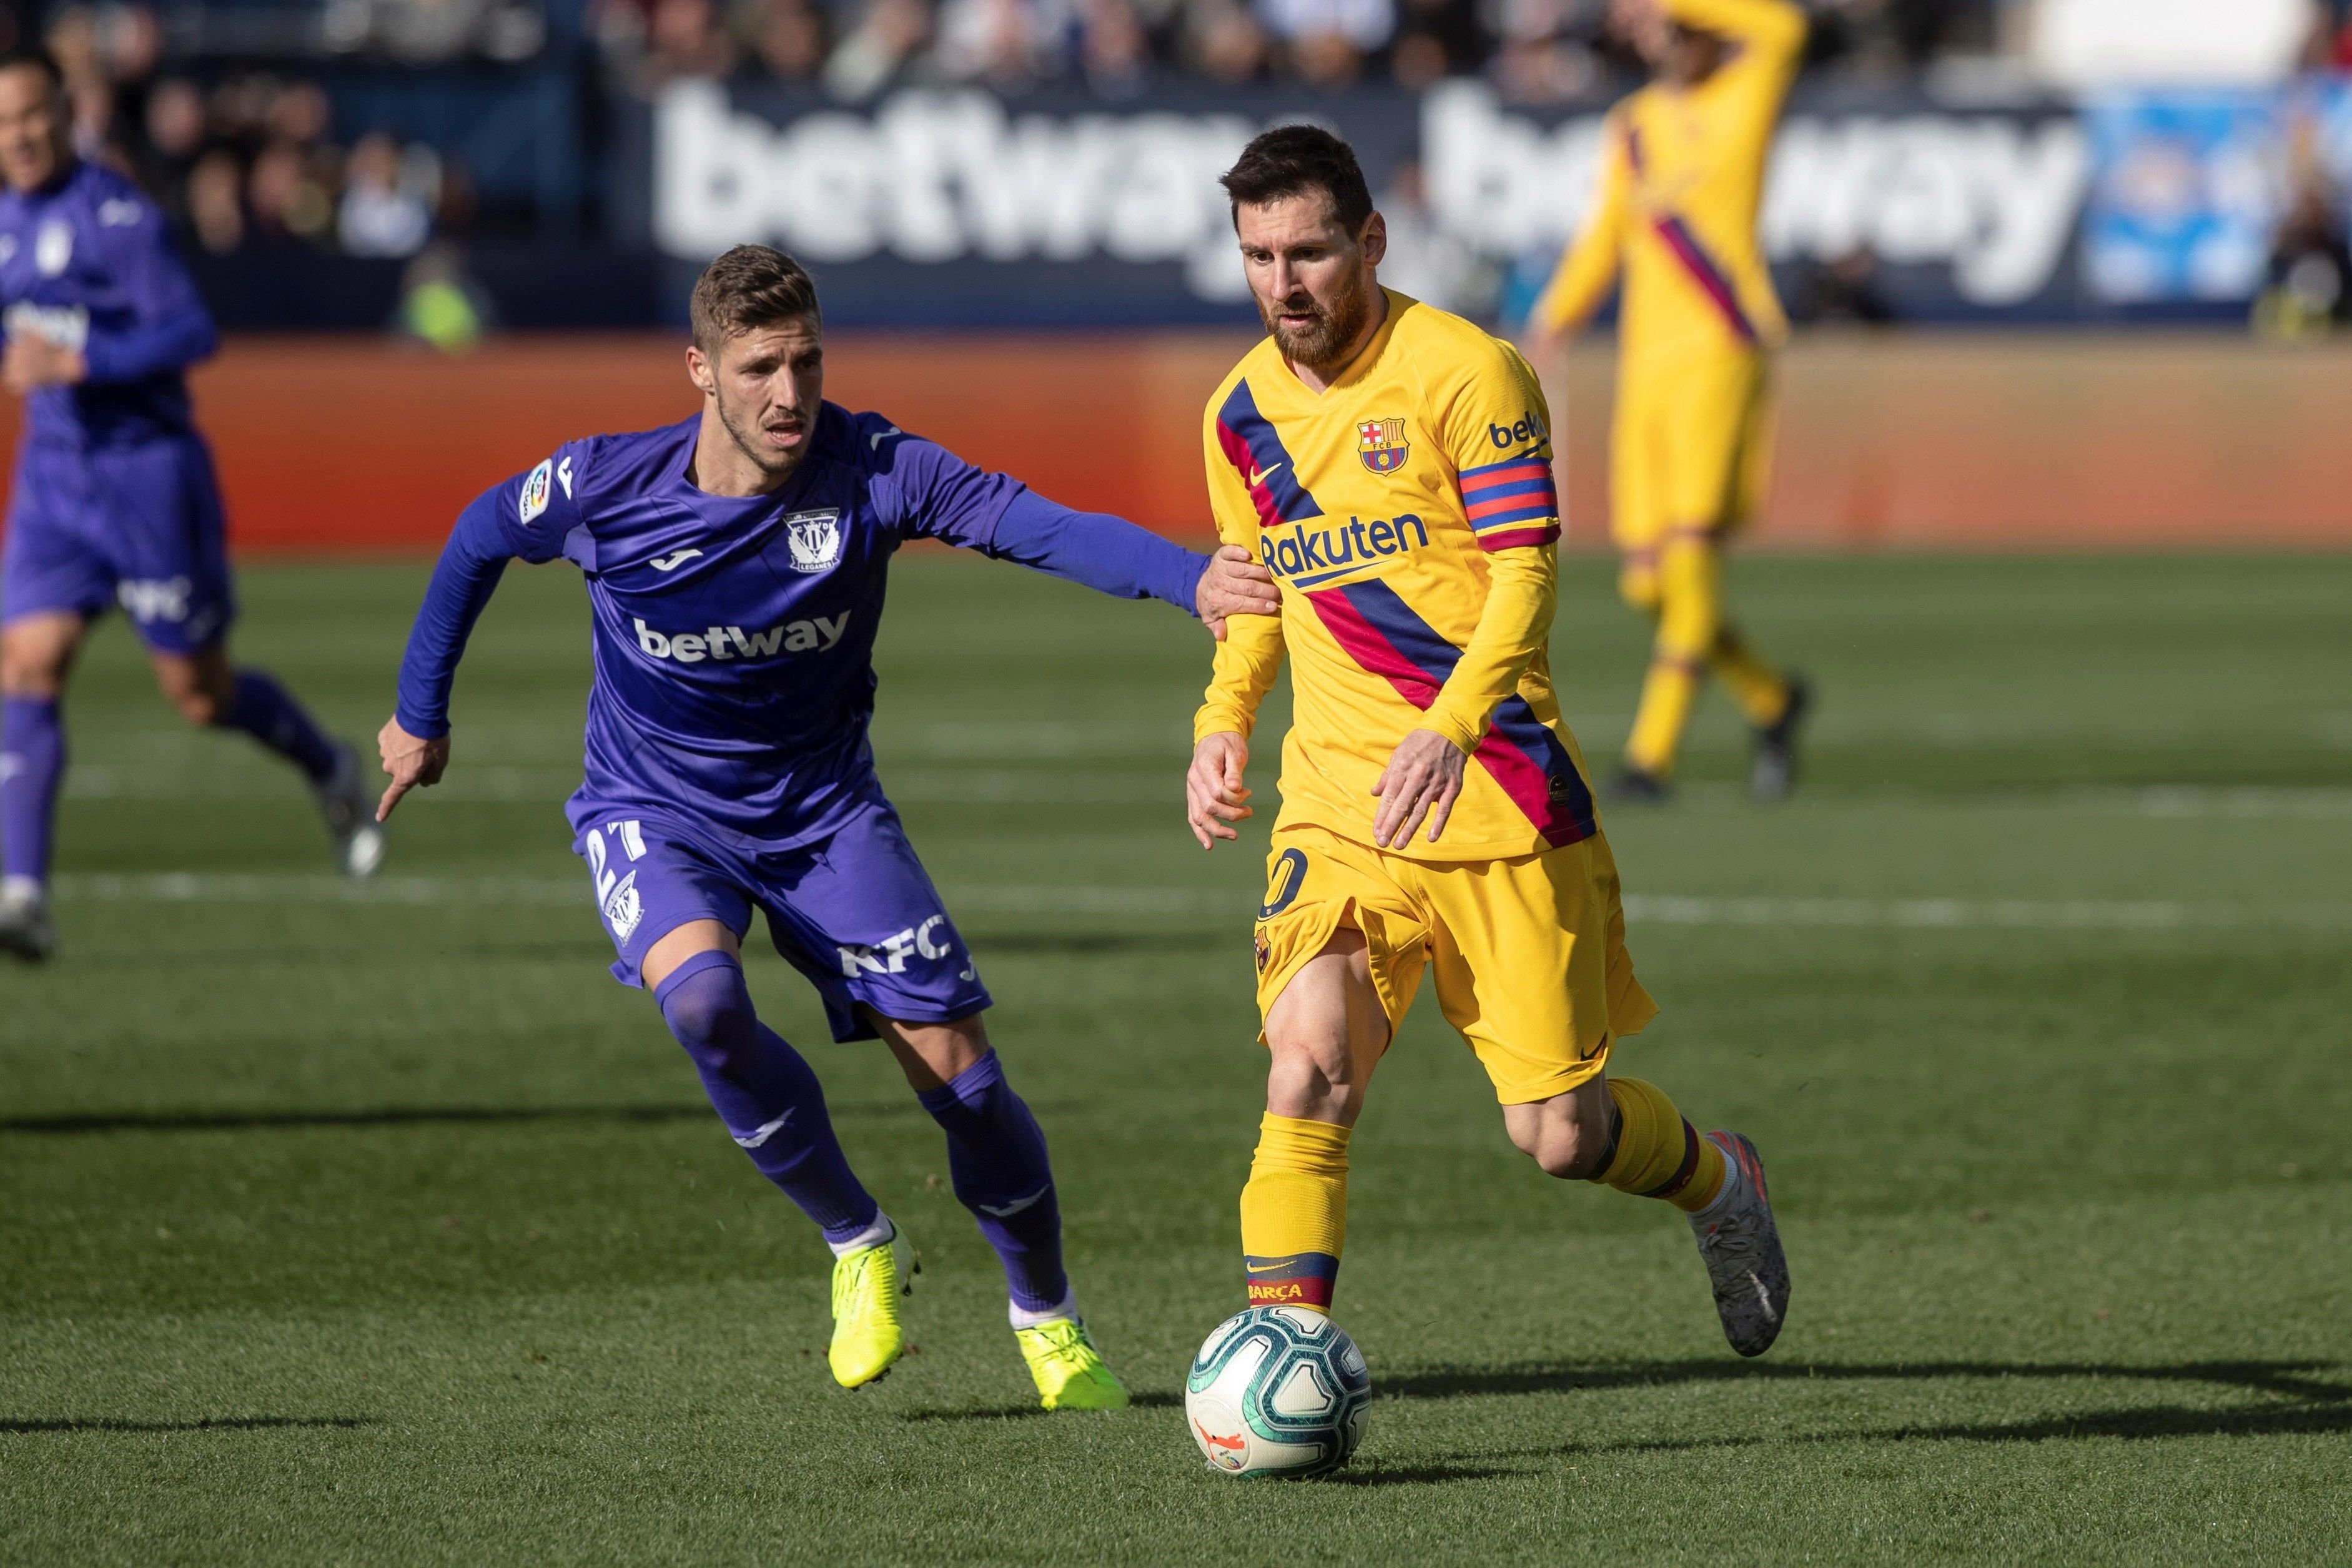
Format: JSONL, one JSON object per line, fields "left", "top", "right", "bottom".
{"left": 220, "top": 671, "right": 338, "bottom": 784}
{"left": 655, "top": 950, "right": 879, "bottom": 1243}
{"left": 1239, "top": 1113, "right": 1351, "bottom": 1311}
{"left": 1591, "top": 1077, "right": 1726, "bottom": 1213}
{"left": 0, "top": 696, "right": 64, "bottom": 888}
{"left": 917, "top": 1050, "right": 1067, "bottom": 1314}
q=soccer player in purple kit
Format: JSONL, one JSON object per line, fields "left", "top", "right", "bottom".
{"left": 0, "top": 48, "right": 383, "bottom": 962}
{"left": 377, "top": 245, "right": 1280, "bottom": 1407}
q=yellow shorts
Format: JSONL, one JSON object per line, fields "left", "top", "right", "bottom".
{"left": 1613, "top": 350, "right": 1775, "bottom": 606}
{"left": 1252, "top": 822, "right": 1660, "bottom": 1106}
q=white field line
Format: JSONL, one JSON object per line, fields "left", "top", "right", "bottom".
{"left": 42, "top": 874, "right": 2352, "bottom": 931}
{"left": 62, "top": 766, "right": 1175, "bottom": 806}
{"left": 60, "top": 767, "right": 2352, "bottom": 820}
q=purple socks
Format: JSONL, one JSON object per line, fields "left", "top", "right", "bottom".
{"left": 655, "top": 950, "right": 881, "bottom": 1244}
{"left": 1, "top": 695, "right": 64, "bottom": 889}
{"left": 648, "top": 950, "right": 1068, "bottom": 1309}
{"left": 219, "top": 670, "right": 338, "bottom": 784}
{"left": 918, "top": 1049, "right": 1068, "bottom": 1314}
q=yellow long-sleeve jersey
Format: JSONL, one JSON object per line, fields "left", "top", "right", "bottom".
{"left": 1533, "top": 0, "right": 1804, "bottom": 365}
{"left": 1193, "top": 292, "right": 1601, "bottom": 862}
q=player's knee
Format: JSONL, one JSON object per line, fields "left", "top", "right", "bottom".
{"left": 1510, "top": 1091, "right": 1613, "bottom": 1180}
{"left": 159, "top": 662, "right": 235, "bottom": 727}
{"left": 1532, "top": 1127, "right": 1609, "bottom": 1181}
{"left": 0, "top": 644, "right": 66, "bottom": 699}
{"left": 1264, "top": 1027, "right": 1360, "bottom": 1122}
{"left": 658, "top": 964, "right": 758, "bottom": 1068}
{"left": 173, "top": 686, "right": 227, "bottom": 727}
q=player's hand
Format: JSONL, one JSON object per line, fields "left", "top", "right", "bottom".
{"left": 375, "top": 716, "right": 450, "bottom": 822}
{"left": 2, "top": 335, "right": 87, "bottom": 393}
{"left": 1370, "top": 727, "right": 1467, "bottom": 848}
{"left": 1186, "top": 731, "right": 1252, "bottom": 850}
{"left": 1197, "top": 545, "right": 1280, "bottom": 641}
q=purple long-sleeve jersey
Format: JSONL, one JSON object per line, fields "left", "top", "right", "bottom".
{"left": 397, "top": 408, "right": 1210, "bottom": 853}
{"left": 0, "top": 159, "right": 217, "bottom": 448}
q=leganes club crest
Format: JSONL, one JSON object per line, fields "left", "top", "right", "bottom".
{"left": 784, "top": 509, "right": 844, "bottom": 574}
{"left": 1358, "top": 417, "right": 1408, "bottom": 475}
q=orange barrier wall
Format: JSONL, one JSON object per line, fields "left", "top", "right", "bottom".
{"left": 0, "top": 332, "right": 2343, "bottom": 552}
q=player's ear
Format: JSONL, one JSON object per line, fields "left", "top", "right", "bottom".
{"left": 1360, "top": 210, "right": 1387, "bottom": 269}
{"left": 685, "top": 343, "right": 716, "bottom": 399}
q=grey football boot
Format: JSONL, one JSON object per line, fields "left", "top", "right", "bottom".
{"left": 1749, "top": 675, "right": 1811, "bottom": 802}
{"left": 1687, "top": 1130, "right": 1790, "bottom": 1357}
{"left": 0, "top": 880, "right": 57, "bottom": 963}
{"left": 314, "top": 742, "right": 387, "bottom": 879}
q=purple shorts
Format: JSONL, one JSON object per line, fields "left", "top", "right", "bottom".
{"left": 0, "top": 436, "right": 235, "bottom": 654}
{"left": 568, "top": 792, "right": 992, "bottom": 1043}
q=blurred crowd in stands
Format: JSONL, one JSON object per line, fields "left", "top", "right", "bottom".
{"left": 5, "top": 0, "right": 2352, "bottom": 337}
{"left": 595, "top": 0, "right": 2007, "bottom": 101}
{"left": 0, "top": 4, "right": 459, "bottom": 259}
{"left": 0, "top": 0, "right": 2028, "bottom": 268}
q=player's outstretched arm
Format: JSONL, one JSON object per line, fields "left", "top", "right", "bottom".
{"left": 377, "top": 485, "right": 521, "bottom": 821}
{"left": 874, "top": 423, "right": 1277, "bottom": 632}
{"left": 972, "top": 489, "right": 1277, "bottom": 633}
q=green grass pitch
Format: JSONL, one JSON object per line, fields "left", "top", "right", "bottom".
{"left": 2, "top": 553, "right": 2348, "bottom": 1564}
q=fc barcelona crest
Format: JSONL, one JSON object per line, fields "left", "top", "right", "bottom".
{"left": 1358, "top": 417, "right": 1409, "bottom": 475}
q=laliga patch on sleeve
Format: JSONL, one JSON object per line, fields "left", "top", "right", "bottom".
{"left": 519, "top": 460, "right": 554, "bottom": 524}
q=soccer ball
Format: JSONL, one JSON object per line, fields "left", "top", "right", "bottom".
{"left": 1185, "top": 1305, "right": 1372, "bottom": 1478}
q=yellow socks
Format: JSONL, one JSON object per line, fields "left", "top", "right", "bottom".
{"left": 1239, "top": 1113, "right": 1351, "bottom": 1312}
{"left": 1626, "top": 653, "right": 1704, "bottom": 775}
{"left": 1711, "top": 624, "right": 1790, "bottom": 729}
{"left": 1590, "top": 1078, "right": 1725, "bottom": 1213}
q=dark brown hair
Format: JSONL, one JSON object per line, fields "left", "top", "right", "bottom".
{"left": 689, "top": 245, "right": 821, "bottom": 352}
{"left": 0, "top": 47, "right": 64, "bottom": 89}
{"left": 1219, "top": 125, "right": 1375, "bottom": 235}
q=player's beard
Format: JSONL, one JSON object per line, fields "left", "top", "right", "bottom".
{"left": 714, "top": 384, "right": 808, "bottom": 481}
{"left": 1262, "top": 279, "right": 1374, "bottom": 375}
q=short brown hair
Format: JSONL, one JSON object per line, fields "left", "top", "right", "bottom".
{"left": 689, "top": 245, "right": 821, "bottom": 352}
{"left": 1219, "top": 126, "right": 1374, "bottom": 236}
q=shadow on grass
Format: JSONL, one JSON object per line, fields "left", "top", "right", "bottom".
{"left": 0, "top": 1101, "right": 931, "bottom": 1136}
{"left": 902, "top": 1391, "right": 1183, "bottom": 1423}
{"left": 1381, "top": 1358, "right": 2348, "bottom": 1404}
{"left": 2, "top": 1416, "right": 374, "bottom": 1435}
{"left": 1323, "top": 1462, "right": 1517, "bottom": 1487}
{"left": 1471, "top": 1399, "right": 2352, "bottom": 1459}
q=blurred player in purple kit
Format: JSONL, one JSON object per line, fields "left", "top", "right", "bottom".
{"left": 0, "top": 47, "right": 382, "bottom": 962}
{"left": 377, "top": 244, "right": 1279, "bottom": 1407}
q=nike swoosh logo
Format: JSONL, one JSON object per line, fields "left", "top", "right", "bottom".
{"left": 1247, "top": 462, "right": 1282, "bottom": 487}
{"left": 732, "top": 1110, "right": 794, "bottom": 1149}
{"left": 870, "top": 425, "right": 901, "bottom": 451}
{"left": 1243, "top": 1261, "right": 1292, "bottom": 1275}
{"left": 650, "top": 550, "right": 703, "bottom": 572}
{"left": 975, "top": 1186, "right": 1049, "bottom": 1218}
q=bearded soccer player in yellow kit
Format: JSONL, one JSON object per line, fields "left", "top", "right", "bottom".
{"left": 1528, "top": 0, "right": 1812, "bottom": 803}
{"left": 1184, "top": 126, "right": 1789, "bottom": 1358}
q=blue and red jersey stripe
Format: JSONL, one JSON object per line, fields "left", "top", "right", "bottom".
{"left": 1304, "top": 578, "right": 1598, "bottom": 849}
{"left": 1624, "top": 126, "right": 1760, "bottom": 347}
{"left": 1460, "top": 453, "right": 1561, "bottom": 550}
{"left": 1214, "top": 379, "right": 1320, "bottom": 530}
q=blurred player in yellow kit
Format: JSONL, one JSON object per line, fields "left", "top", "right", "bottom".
{"left": 1185, "top": 126, "right": 1788, "bottom": 1357}
{"left": 1528, "top": 0, "right": 1812, "bottom": 802}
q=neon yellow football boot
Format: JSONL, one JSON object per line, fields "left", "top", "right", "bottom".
{"left": 1015, "top": 1318, "right": 1130, "bottom": 1411}
{"left": 828, "top": 1225, "right": 914, "bottom": 1389}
